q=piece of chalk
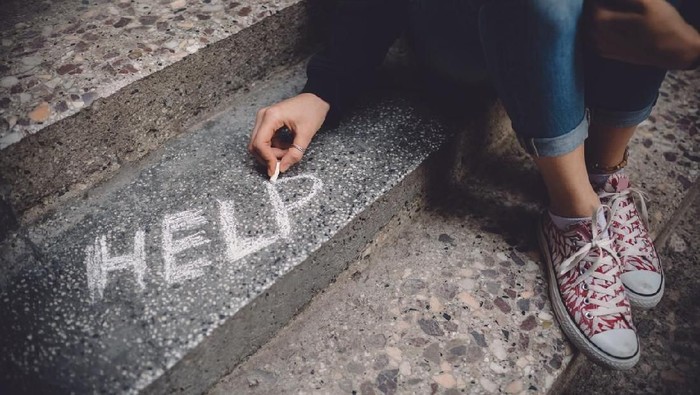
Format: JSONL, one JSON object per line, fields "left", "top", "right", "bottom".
{"left": 270, "top": 161, "right": 280, "bottom": 183}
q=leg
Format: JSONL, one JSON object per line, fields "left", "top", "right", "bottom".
{"left": 584, "top": 0, "right": 682, "bottom": 171}
{"left": 584, "top": 55, "right": 667, "bottom": 171}
{"left": 478, "top": 0, "right": 596, "bottom": 217}
{"left": 583, "top": 27, "right": 671, "bottom": 310}
{"left": 478, "top": 0, "right": 640, "bottom": 370}
{"left": 535, "top": 145, "right": 600, "bottom": 217}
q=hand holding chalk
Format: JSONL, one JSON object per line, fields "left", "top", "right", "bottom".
{"left": 248, "top": 93, "right": 330, "bottom": 177}
{"left": 270, "top": 161, "right": 281, "bottom": 183}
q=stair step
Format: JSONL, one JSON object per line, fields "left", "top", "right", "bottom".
{"left": 210, "top": 70, "right": 700, "bottom": 394}
{"left": 0, "top": 0, "right": 317, "bottom": 221}
{"left": 0, "top": 62, "right": 453, "bottom": 393}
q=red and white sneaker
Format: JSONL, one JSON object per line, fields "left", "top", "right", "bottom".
{"left": 538, "top": 205, "right": 639, "bottom": 370}
{"left": 594, "top": 172, "right": 664, "bottom": 309}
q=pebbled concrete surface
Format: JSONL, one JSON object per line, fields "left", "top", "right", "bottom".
{"left": 210, "top": 70, "right": 699, "bottom": 395}
{"left": 0, "top": 63, "right": 449, "bottom": 393}
{"left": 0, "top": 0, "right": 304, "bottom": 144}
{"left": 0, "top": 0, "right": 325, "bottom": 221}
{"left": 210, "top": 179, "right": 571, "bottom": 395}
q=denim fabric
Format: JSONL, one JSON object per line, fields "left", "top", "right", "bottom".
{"left": 408, "top": 0, "right": 669, "bottom": 157}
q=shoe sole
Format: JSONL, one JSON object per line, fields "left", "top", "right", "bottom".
{"left": 537, "top": 220, "right": 640, "bottom": 370}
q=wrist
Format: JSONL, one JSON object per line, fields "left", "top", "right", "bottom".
{"left": 299, "top": 92, "right": 330, "bottom": 114}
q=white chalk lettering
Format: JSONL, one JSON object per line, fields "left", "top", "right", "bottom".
{"left": 219, "top": 199, "right": 275, "bottom": 262}
{"left": 266, "top": 174, "right": 323, "bottom": 239}
{"left": 84, "top": 173, "right": 324, "bottom": 302}
{"left": 162, "top": 209, "right": 212, "bottom": 284}
{"left": 84, "top": 230, "right": 146, "bottom": 302}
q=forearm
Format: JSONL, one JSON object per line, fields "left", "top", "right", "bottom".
{"left": 302, "top": 0, "right": 407, "bottom": 122}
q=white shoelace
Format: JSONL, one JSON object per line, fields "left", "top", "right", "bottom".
{"left": 601, "top": 188, "right": 651, "bottom": 258}
{"left": 557, "top": 206, "right": 626, "bottom": 317}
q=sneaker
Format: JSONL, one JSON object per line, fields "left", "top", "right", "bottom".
{"left": 538, "top": 205, "right": 639, "bottom": 370}
{"left": 594, "top": 172, "right": 664, "bottom": 309}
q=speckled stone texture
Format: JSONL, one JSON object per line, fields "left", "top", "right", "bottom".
{"left": 0, "top": 0, "right": 322, "bottom": 221}
{"left": 0, "top": 65, "right": 448, "bottom": 393}
{"left": 210, "top": 192, "right": 570, "bottom": 395}
{"left": 0, "top": 0, "right": 300, "bottom": 145}
{"left": 210, "top": 69, "right": 699, "bottom": 394}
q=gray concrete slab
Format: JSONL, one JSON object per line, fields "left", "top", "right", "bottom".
{"left": 0, "top": 63, "right": 448, "bottom": 393}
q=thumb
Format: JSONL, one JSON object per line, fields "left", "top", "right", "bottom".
{"left": 253, "top": 114, "right": 284, "bottom": 177}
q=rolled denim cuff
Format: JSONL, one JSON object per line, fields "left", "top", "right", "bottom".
{"left": 517, "top": 114, "right": 589, "bottom": 158}
{"left": 589, "top": 94, "right": 657, "bottom": 128}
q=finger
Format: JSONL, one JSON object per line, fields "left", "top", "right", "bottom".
{"left": 589, "top": 2, "right": 641, "bottom": 21}
{"left": 271, "top": 147, "right": 287, "bottom": 159}
{"left": 248, "top": 107, "right": 267, "bottom": 152}
{"left": 252, "top": 112, "right": 285, "bottom": 176}
{"left": 279, "top": 131, "right": 312, "bottom": 172}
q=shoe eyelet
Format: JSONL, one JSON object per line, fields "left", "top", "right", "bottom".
{"left": 583, "top": 298, "right": 590, "bottom": 304}
{"left": 580, "top": 283, "right": 589, "bottom": 291}
{"left": 584, "top": 311, "right": 592, "bottom": 319}
{"left": 578, "top": 267, "right": 585, "bottom": 275}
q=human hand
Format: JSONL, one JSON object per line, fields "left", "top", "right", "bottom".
{"left": 587, "top": 0, "right": 700, "bottom": 70}
{"left": 248, "top": 93, "right": 330, "bottom": 177}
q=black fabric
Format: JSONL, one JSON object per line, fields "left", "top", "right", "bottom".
{"left": 301, "top": 0, "right": 407, "bottom": 125}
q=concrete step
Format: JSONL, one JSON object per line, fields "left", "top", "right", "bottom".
{"left": 0, "top": 61, "right": 457, "bottom": 393}
{"left": 209, "top": 70, "right": 700, "bottom": 394}
{"left": 0, "top": 0, "right": 322, "bottom": 224}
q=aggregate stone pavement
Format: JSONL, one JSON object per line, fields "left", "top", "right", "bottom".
{"left": 0, "top": 0, "right": 300, "bottom": 148}
{"left": 210, "top": 69, "right": 699, "bottom": 394}
{"left": 211, "top": 186, "right": 571, "bottom": 395}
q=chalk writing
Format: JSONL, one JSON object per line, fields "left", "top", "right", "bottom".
{"left": 85, "top": 230, "right": 146, "bottom": 301}
{"left": 84, "top": 174, "right": 323, "bottom": 302}
{"left": 162, "top": 209, "right": 212, "bottom": 285}
{"left": 267, "top": 174, "right": 324, "bottom": 240}
{"left": 219, "top": 199, "right": 275, "bottom": 263}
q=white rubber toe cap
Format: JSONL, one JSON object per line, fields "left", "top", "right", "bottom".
{"left": 622, "top": 271, "right": 663, "bottom": 296}
{"left": 591, "top": 328, "right": 638, "bottom": 359}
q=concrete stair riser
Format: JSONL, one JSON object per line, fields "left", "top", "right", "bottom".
{"left": 0, "top": 1, "right": 320, "bottom": 226}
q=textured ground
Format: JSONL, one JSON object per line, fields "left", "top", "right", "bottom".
{"left": 0, "top": 0, "right": 298, "bottom": 148}
{"left": 211, "top": 70, "right": 699, "bottom": 394}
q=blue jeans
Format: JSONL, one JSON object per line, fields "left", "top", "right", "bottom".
{"left": 407, "top": 0, "right": 670, "bottom": 157}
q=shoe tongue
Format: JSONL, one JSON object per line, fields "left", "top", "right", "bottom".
{"left": 603, "top": 172, "right": 630, "bottom": 193}
{"left": 566, "top": 210, "right": 610, "bottom": 240}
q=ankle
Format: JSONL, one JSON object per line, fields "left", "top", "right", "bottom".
{"left": 588, "top": 168, "right": 624, "bottom": 187}
{"left": 585, "top": 147, "right": 629, "bottom": 174}
{"left": 549, "top": 190, "right": 601, "bottom": 218}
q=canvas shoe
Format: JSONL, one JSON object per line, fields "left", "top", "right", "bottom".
{"left": 538, "top": 205, "right": 639, "bottom": 370}
{"left": 594, "top": 172, "right": 664, "bottom": 309}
